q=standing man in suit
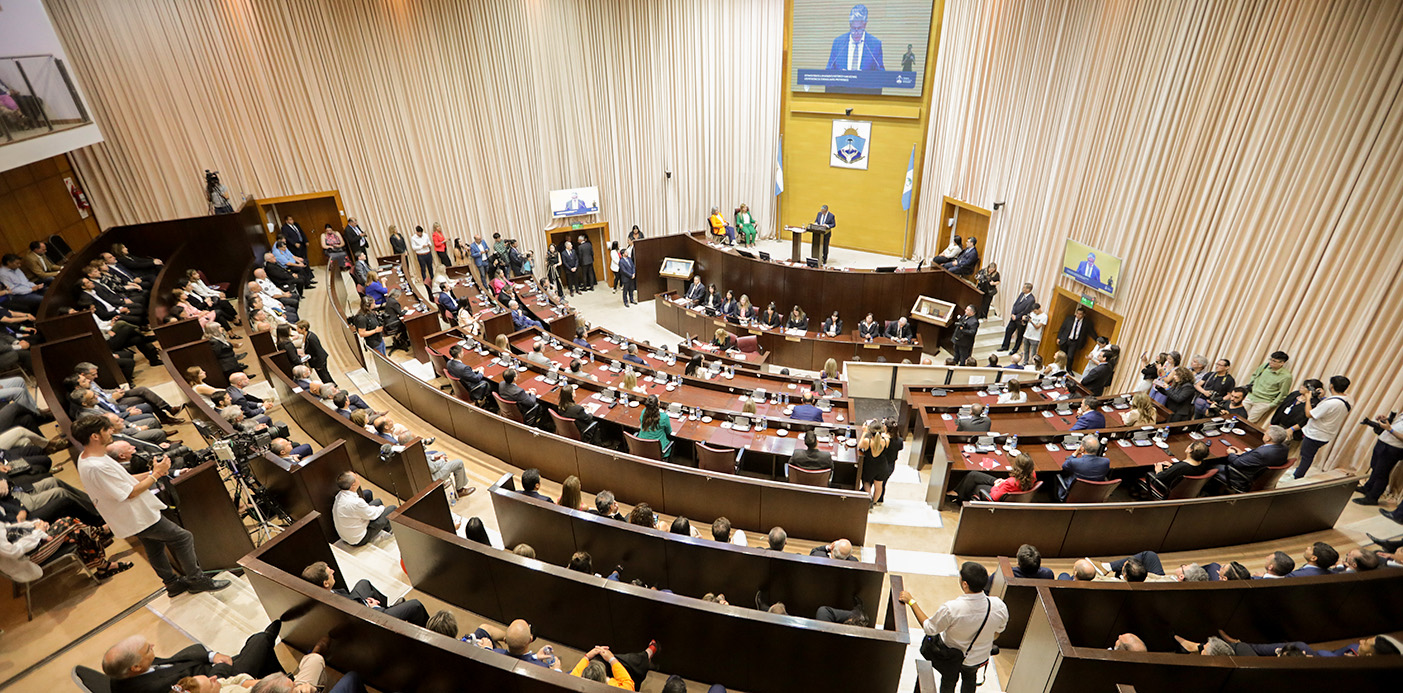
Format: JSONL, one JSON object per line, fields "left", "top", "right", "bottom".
{"left": 577, "top": 235, "right": 596, "bottom": 291}
{"left": 468, "top": 234, "right": 491, "bottom": 283}
{"left": 951, "top": 305, "right": 979, "bottom": 365}
{"left": 561, "top": 241, "right": 581, "bottom": 295}
{"left": 813, "top": 205, "right": 836, "bottom": 263}
{"left": 956, "top": 403, "right": 992, "bottom": 432}
{"left": 343, "top": 217, "right": 369, "bottom": 262}
{"left": 1056, "top": 435, "right": 1110, "bottom": 501}
{"left": 1000, "top": 283, "right": 1037, "bottom": 353}
{"left": 101, "top": 627, "right": 283, "bottom": 693}
{"left": 825, "top": 5, "right": 884, "bottom": 71}
{"left": 618, "top": 246, "right": 637, "bottom": 307}
{"left": 1080, "top": 352, "right": 1114, "bottom": 395}
{"left": 279, "top": 215, "right": 307, "bottom": 261}
{"left": 1070, "top": 397, "right": 1106, "bottom": 431}
{"left": 1056, "top": 306, "right": 1097, "bottom": 370}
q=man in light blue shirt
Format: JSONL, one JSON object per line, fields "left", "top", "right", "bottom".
{"left": 0, "top": 254, "right": 44, "bottom": 311}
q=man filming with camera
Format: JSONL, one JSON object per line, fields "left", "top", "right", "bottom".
{"left": 1356, "top": 409, "right": 1403, "bottom": 510}
{"left": 74, "top": 414, "right": 230, "bottom": 597}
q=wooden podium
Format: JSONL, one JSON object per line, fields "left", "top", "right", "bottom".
{"left": 786, "top": 226, "right": 808, "bottom": 262}
{"left": 808, "top": 223, "right": 831, "bottom": 262}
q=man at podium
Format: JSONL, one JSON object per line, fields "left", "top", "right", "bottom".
{"left": 812, "top": 205, "right": 836, "bottom": 263}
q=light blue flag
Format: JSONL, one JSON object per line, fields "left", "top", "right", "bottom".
{"left": 774, "top": 135, "right": 784, "bottom": 196}
{"left": 901, "top": 144, "right": 915, "bottom": 210}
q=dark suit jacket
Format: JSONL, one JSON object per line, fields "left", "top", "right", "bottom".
{"left": 77, "top": 291, "right": 122, "bottom": 320}
{"left": 858, "top": 320, "right": 881, "bottom": 339}
{"left": 686, "top": 283, "right": 707, "bottom": 301}
{"left": 499, "top": 382, "right": 537, "bottom": 409}
{"left": 111, "top": 644, "right": 231, "bottom": 693}
{"left": 1158, "top": 381, "right": 1196, "bottom": 422}
{"left": 1081, "top": 363, "right": 1113, "bottom": 395}
{"left": 302, "top": 331, "right": 329, "bottom": 368}
{"left": 786, "top": 315, "right": 809, "bottom": 330}
{"left": 447, "top": 359, "right": 484, "bottom": 384}
{"left": 1070, "top": 410, "right": 1106, "bottom": 431}
{"left": 1056, "top": 316, "right": 1097, "bottom": 358}
{"left": 561, "top": 250, "right": 580, "bottom": 271}
{"left": 809, "top": 545, "right": 859, "bottom": 561}
{"left": 885, "top": 321, "right": 915, "bottom": 340}
{"left": 821, "top": 318, "right": 843, "bottom": 335}
{"left": 761, "top": 310, "right": 784, "bottom": 328}
{"left": 953, "top": 315, "right": 979, "bottom": 346}
{"left": 956, "top": 415, "right": 991, "bottom": 432}
{"left": 1286, "top": 565, "right": 1333, "bottom": 578}
{"left": 265, "top": 262, "right": 299, "bottom": 289}
{"left": 945, "top": 247, "right": 979, "bottom": 275}
{"left": 1224, "top": 443, "right": 1287, "bottom": 489}
{"left": 1009, "top": 292, "right": 1037, "bottom": 318}
{"left": 1057, "top": 455, "right": 1110, "bottom": 500}
{"left": 791, "top": 404, "right": 824, "bottom": 422}
{"left": 789, "top": 448, "right": 833, "bottom": 471}
{"left": 578, "top": 241, "right": 594, "bottom": 265}
{"left": 279, "top": 222, "right": 306, "bottom": 247}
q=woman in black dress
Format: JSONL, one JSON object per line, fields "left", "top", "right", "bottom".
{"left": 974, "top": 262, "right": 1000, "bottom": 319}
{"left": 858, "top": 420, "right": 892, "bottom": 508}
{"left": 1136, "top": 441, "right": 1210, "bottom": 499}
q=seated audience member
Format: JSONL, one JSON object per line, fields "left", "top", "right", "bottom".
{"left": 392, "top": 433, "right": 473, "bottom": 499}
{"left": 820, "top": 311, "right": 843, "bottom": 337}
{"left": 932, "top": 235, "right": 963, "bottom": 265}
{"left": 955, "top": 403, "right": 991, "bottom": 432}
{"left": 1257, "top": 550, "right": 1296, "bottom": 579}
{"left": 1080, "top": 351, "right": 1113, "bottom": 395}
{"left": 758, "top": 302, "right": 784, "bottom": 328}
{"left": 946, "top": 451, "right": 1036, "bottom": 504}
{"left": 445, "top": 345, "right": 489, "bottom": 385}
{"left": 332, "top": 472, "right": 396, "bottom": 546}
{"left": 710, "top": 516, "right": 747, "bottom": 547}
{"left": 509, "top": 300, "right": 543, "bottom": 330}
{"left": 669, "top": 516, "right": 702, "bottom": 538}
{"left": 1005, "top": 353, "right": 1025, "bottom": 370}
{"left": 463, "top": 517, "right": 495, "bottom": 547}
{"left": 557, "top": 475, "right": 587, "bottom": 511}
{"left": 1102, "top": 551, "right": 1211, "bottom": 583}
{"left": 300, "top": 560, "right": 428, "bottom": 626}
{"left": 767, "top": 526, "right": 787, "bottom": 552}
{"left": 790, "top": 392, "right": 824, "bottom": 422}
{"left": 270, "top": 438, "right": 313, "bottom": 469}
{"left": 940, "top": 236, "right": 979, "bottom": 275}
{"left": 100, "top": 626, "right": 283, "bottom": 693}
{"left": 525, "top": 342, "right": 552, "bottom": 367}
{"left": 885, "top": 316, "right": 915, "bottom": 342}
{"left": 0, "top": 515, "right": 130, "bottom": 582}
{"left": 22, "top": 241, "right": 61, "bottom": 281}
{"left": 856, "top": 313, "right": 881, "bottom": 340}
{"left": 1217, "top": 424, "right": 1290, "bottom": 491}
{"left": 1285, "top": 542, "right": 1339, "bottom": 577}
{"left": 1112, "top": 633, "right": 1149, "bottom": 652}
{"left": 1137, "top": 440, "right": 1211, "bottom": 498}
{"left": 590, "top": 490, "right": 626, "bottom": 521}
{"left": 622, "top": 343, "right": 647, "bottom": 365}
{"left": 519, "top": 468, "right": 551, "bottom": 502}
{"left": 636, "top": 395, "right": 673, "bottom": 457}
{"left": 463, "top": 619, "right": 562, "bottom": 671}
{"left": 809, "top": 538, "right": 858, "bottom": 562}
{"left": 1056, "top": 435, "right": 1110, "bottom": 501}
{"left": 788, "top": 430, "right": 833, "bottom": 474}
{"left": 1176, "top": 632, "right": 1400, "bottom": 658}
{"left": 1210, "top": 385, "right": 1251, "bottom": 418}
{"left": 498, "top": 369, "right": 539, "bottom": 411}
{"left": 1069, "top": 397, "right": 1106, "bottom": 431}
{"left": 1013, "top": 544, "right": 1054, "bottom": 579}
{"left": 572, "top": 327, "right": 590, "bottom": 348}
{"left": 76, "top": 364, "right": 186, "bottom": 424}
{"left": 1336, "top": 547, "right": 1382, "bottom": 573}
{"left": 684, "top": 276, "right": 706, "bottom": 302}
{"left": 997, "top": 380, "right": 1027, "bottom": 404}
{"left": 1120, "top": 392, "right": 1157, "bottom": 427}
{"left": 784, "top": 306, "right": 809, "bottom": 331}
{"left": 555, "top": 386, "right": 596, "bottom": 440}
{"left": 710, "top": 328, "right": 736, "bottom": 350}
{"left": 573, "top": 640, "right": 660, "bottom": 690}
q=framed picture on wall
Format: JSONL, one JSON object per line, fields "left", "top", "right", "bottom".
{"left": 830, "top": 120, "right": 872, "bottom": 170}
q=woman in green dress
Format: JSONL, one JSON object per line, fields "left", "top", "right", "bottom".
{"left": 636, "top": 395, "right": 673, "bottom": 458}
{"left": 735, "top": 203, "right": 758, "bottom": 246}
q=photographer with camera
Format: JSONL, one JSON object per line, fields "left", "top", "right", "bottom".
{"left": 1292, "top": 375, "right": 1352, "bottom": 480}
{"left": 1354, "top": 410, "right": 1403, "bottom": 509}
{"left": 75, "top": 414, "right": 230, "bottom": 596}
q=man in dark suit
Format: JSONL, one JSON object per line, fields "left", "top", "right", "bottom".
{"left": 1056, "top": 435, "right": 1110, "bottom": 501}
{"left": 618, "top": 247, "right": 637, "bottom": 307}
{"left": 885, "top": 316, "right": 916, "bottom": 342}
{"left": 1080, "top": 352, "right": 1113, "bottom": 395}
{"left": 577, "top": 235, "right": 596, "bottom": 290}
{"left": 102, "top": 625, "right": 283, "bottom": 693}
{"left": 789, "top": 430, "right": 833, "bottom": 474}
{"left": 297, "top": 320, "right": 334, "bottom": 385}
{"left": 301, "top": 561, "right": 429, "bottom": 626}
{"left": 508, "top": 301, "right": 542, "bottom": 330}
{"left": 343, "top": 217, "right": 369, "bottom": 260}
{"left": 622, "top": 344, "right": 647, "bottom": 366}
{"left": 809, "top": 538, "right": 859, "bottom": 561}
{"left": 813, "top": 205, "right": 836, "bottom": 263}
{"left": 76, "top": 277, "right": 138, "bottom": 321}
{"left": 685, "top": 276, "right": 706, "bottom": 302}
{"left": 956, "top": 403, "right": 992, "bottom": 432}
{"left": 951, "top": 305, "right": 979, "bottom": 365}
{"left": 1217, "top": 424, "right": 1289, "bottom": 491}
{"left": 1013, "top": 544, "right": 1055, "bottom": 579}
{"left": 825, "top": 5, "right": 884, "bottom": 71}
{"left": 1070, "top": 397, "right": 1106, "bottom": 430}
{"left": 942, "top": 237, "right": 979, "bottom": 276}
{"left": 1000, "top": 283, "right": 1038, "bottom": 353}
{"left": 1056, "top": 306, "right": 1097, "bottom": 367}
{"left": 498, "top": 369, "right": 538, "bottom": 410}
{"left": 279, "top": 215, "right": 307, "bottom": 260}
{"left": 560, "top": 242, "right": 581, "bottom": 294}
{"left": 1284, "top": 542, "right": 1339, "bottom": 577}
{"left": 446, "top": 346, "right": 487, "bottom": 385}
{"left": 263, "top": 252, "right": 307, "bottom": 294}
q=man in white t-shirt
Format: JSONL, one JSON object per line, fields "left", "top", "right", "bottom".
{"left": 1021, "top": 304, "right": 1047, "bottom": 366}
{"left": 1356, "top": 410, "right": 1403, "bottom": 507}
{"left": 73, "top": 414, "right": 229, "bottom": 596}
{"left": 332, "top": 471, "right": 396, "bottom": 546}
{"left": 1293, "top": 375, "right": 1352, "bottom": 479}
{"left": 899, "top": 561, "right": 1009, "bottom": 693}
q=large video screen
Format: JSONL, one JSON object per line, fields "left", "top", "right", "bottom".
{"left": 791, "top": 1, "right": 934, "bottom": 97}
{"left": 1061, "top": 239, "right": 1124, "bottom": 298}
{"left": 549, "top": 186, "right": 600, "bottom": 219}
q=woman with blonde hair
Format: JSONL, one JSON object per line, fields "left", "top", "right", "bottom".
{"left": 494, "top": 333, "right": 511, "bottom": 353}
{"left": 431, "top": 222, "right": 450, "bottom": 267}
{"left": 622, "top": 369, "right": 642, "bottom": 392}
{"left": 997, "top": 379, "right": 1026, "bottom": 404}
{"left": 558, "top": 475, "right": 587, "bottom": 511}
{"left": 1043, "top": 351, "right": 1068, "bottom": 377}
{"left": 1121, "top": 391, "right": 1158, "bottom": 427}
{"left": 823, "top": 358, "right": 841, "bottom": 380}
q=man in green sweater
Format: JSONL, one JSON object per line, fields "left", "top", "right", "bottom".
{"left": 1244, "top": 350, "right": 1293, "bottom": 423}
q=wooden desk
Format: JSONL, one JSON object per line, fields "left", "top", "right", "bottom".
{"left": 655, "top": 292, "right": 920, "bottom": 371}
{"left": 585, "top": 328, "right": 797, "bottom": 388}
{"left": 393, "top": 482, "right": 911, "bottom": 693}
{"left": 370, "top": 257, "right": 444, "bottom": 364}
{"left": 165, "top": 460, "right": 253, "bottom": 571}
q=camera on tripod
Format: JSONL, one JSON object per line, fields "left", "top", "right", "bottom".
{"left": 128, "top": 444, "right": 211, "bottom": 474}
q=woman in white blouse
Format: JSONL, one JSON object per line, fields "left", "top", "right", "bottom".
{"left": 997, "top": 380, "right": 1028, "bottom": 404}
{"left": 608, "top": 241, "right": 621, "bottom": 294}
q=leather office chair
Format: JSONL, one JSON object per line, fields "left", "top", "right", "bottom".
{"left": 625, "top": 431, "right": 664, "bottom": 460}
{"left": 1164, "top": 468, "right": 1218, "bottom": 500}
{"left": 697, "top": 443, "right": 743, "bottom": 474}
{"left": 736, "top": 335, "right": 759, "bottom": 354}
{"left": 493, "top": 392, "right": 540, "bottom": 426}
{"left": 787, "top": 464, "right": 832, "bottom": 488}
{"left": 1063, "top": 478, "right": 1121, "bottom": 503}
{"left": 987, "top": 480, "right": 1042, "bottom": 503}
{"left": 550, "top": 409, "right": 599, "bottom": 444}
{"left": 1247, "top": 461, "right": 1293, "bottom": 493}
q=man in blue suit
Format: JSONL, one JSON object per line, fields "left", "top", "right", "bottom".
{"left": 279, "top": 215, "right": 307, "bottom": 260}
{"left": 1077, "top": 253, "right": 1102, "bottom": 286}
{"left": 1070, "top": 397, "right": 1106, "bottom": 431}
{"left": 468, "top": 234, "right": 491, "bottom": 281}
{"left": 1056, "top": 435, "right": 1110, "bottom": 501}
{"left": 1217, "top": 424, "right": 1289, "bottom": 491}
{"left": 942, "top": 236, "right": 979, "bottom": 276}
{"left": 1285, "top": 542, "right": 1338, "bottom": 577}
{"left": 508, "top": 301, "right": 542, "bottom": 330}
{"left": 826, "top": 5, "right": 884, "bottom": 71}
{"left": 791, "top": 392, "right": 825, "bottom": 423}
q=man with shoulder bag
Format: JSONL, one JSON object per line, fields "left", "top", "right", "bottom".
{"left": 900, "top": 561, "right": 1009, "bottom": 693}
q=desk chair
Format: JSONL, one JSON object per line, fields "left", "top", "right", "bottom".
{"left": 1063, "top": 478, "right": 1121, "bottom": 503}
{"left": 787, "top": 464, "right": 832, "bottom": 488}
{"left": 13, "top": 551, "right": 100, "bottom": 621}
{"left": 736, "top": 335, "right": 760, "bottom": 354}
{"left": 493, "top": 392, "right": 541, "bottom": 427}
{"left": 625, "top": 432, "right": 664, "bottom": 460}
{"left": 1163, "top": 469, "right": 1218, "bottom": 500}
{"left": 698, "top": 443, "right": 743, "bottom": 474}
{"left": 1228, "top": 460, "right": 1293, "bottom": 493}
{"left": 550, "top": 409, "right": 599, "bottom": 444}
{"left": 988, "top": 480, "right": 1042, "bottom": 503}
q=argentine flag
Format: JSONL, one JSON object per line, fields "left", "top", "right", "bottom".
{"left": 774, "top": 135, "right": 784, "bottom": 196}
{"left": 901, "top": 145, "right": 915, "bottom": 210}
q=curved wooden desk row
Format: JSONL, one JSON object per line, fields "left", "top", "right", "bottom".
{"left": 260, "top": 354, "right": 433, "bottom": 502}
{"left": 655, "top": 291, "right": 922, "bottom": 372}
{"left": 357, "top": 256, "right": 447, "bottom": 364}
{"left": 392, "top": 482, "right": 912, "bottom": 693}
{"left": 364, "top": 343, "right": 872, "bottom": 542}
{"left": 632, "top": 231, "right": 983, "bottom": 348}
{"left": 401, "top": 254, "right": 581, "bottom": 347}
{"left": 503, "top": 328, "right": 855, "bottom": 429}
{"left": 425, "top": 328, "right": 867, "bottom": 490}
{"left": 240, "top": 513, "right": 603, "bottom": 693}
{"left": 951, "top": 475, "right": 1358, "bottom": 558}
{"left": 487, "top": 475, "right": 888, "bottom": 620}
{"left": 990, "top": 556, "right": 1403, "bottom": 650}
{"left": 1005, "top": 574, "right": 1403, "bottom": 692}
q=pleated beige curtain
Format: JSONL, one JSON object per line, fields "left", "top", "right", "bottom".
{"left": 914, "top": 0, "right": 1403, "bottom": 470}
{"left": 45, "top": 0, "right": 783, "bottom": 262}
